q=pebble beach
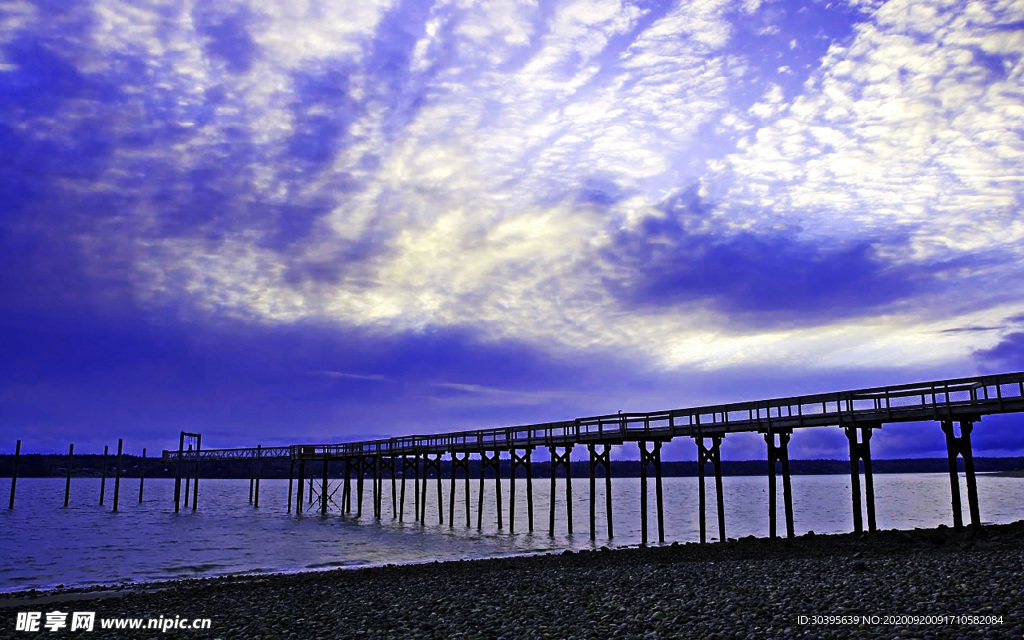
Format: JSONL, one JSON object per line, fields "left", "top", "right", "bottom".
{"left": 3, "top": 521, "right": 1023, "bottom": 639}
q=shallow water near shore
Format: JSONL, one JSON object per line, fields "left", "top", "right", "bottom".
{"left": 1, "top": 473, "right": 1022, "bottom": 593}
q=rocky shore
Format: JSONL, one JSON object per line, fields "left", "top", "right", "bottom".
{"left": 3, "top": 522, "right": 1023, "bottom": 639}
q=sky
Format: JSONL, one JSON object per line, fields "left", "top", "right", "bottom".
{"left": 2, "top": 0, "right": 1023, "bottom": 461}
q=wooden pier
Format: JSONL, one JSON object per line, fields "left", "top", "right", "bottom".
{"left": 151, "top": 370, "right": 1024, "bottom": 540}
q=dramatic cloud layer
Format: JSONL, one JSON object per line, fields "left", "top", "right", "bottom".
{"left": 2, "top": 0, "right": 1023, "bottom": 457}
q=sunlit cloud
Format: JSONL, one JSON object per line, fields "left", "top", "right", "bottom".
{"left": 2, "top": 0, "right": 1023, "bottom": 452}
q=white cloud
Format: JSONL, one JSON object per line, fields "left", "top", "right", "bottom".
{"left": 14, "top": 0, "right": 1024, "bottom": 381}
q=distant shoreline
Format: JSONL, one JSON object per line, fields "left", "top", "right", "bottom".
{"left": 2, "top": 454, "right": 1023, "bottom": 480}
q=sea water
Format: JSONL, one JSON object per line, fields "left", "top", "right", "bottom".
{"left": 1, "top": 474, "right": 1021, "bottom": 593}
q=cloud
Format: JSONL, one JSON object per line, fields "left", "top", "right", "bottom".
{"left": 2, "top": 0, "right": 1022, "bottom": 420}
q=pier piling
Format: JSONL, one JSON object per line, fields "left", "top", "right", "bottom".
{"left": 638, "top": 440, "right": 665, "bottom": 544}
{"left": 321, "top": 456, "right": 329, "bottom": 515}
{"left": 138, "top": 448, "right": 146, "bottom": 504}
{"left": 846, "top": 425, "right": 878, "bottom": 533}
{"left": 112, "top": 438, "right": 123, "bottom": 512}
{"left": 695, "top": 435, "right": 725, "bottom": 543}
{"left": 174, "top": 433, "right": 184, "bottom": 513}
{"left": 548, "top": 446, "right": 573, "bottom": 536}
{"left": 254, "top": 445, "right": 261, "bottom": 508}
{"left": 64, "top": 443, "right": 73, "bottom": 508}
{"left": 191, "top": 435, "right": 201, "bottom": 511}
{"left": 941, "top": 418, "right": 981, "bottom": 529}
{"left": 100, "top": 445, "right": 108, "bottom": 506}
{"left": 8, "top": 439, "right": 20, "bottom": 509}
{"left": 764, "top": 431, "right": 794, "bottom": 539}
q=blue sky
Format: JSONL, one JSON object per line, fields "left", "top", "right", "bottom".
{"left": 2, "top": 0, "right": 1023, "bottom": 460}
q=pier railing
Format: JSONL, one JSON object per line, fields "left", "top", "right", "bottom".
{"left": 162, "top": 371, "right": 1024, "bottom": 462}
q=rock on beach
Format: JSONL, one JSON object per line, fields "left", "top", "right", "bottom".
{"left": 2, "top": 522, "right": 1023, "bottom": 639}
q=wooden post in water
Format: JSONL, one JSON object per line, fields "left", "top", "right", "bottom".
{"left": 586, "top": 444, "right": 613, "bottom": 540}
{"left": 411, "top": 454, "right": 418, "bottom": 523}
{"left": 696, "top": 435, "right": 726, "bottom": 542}
{"left": 389, "top": 456, "right": 398, "bottom": 518}
{"left": 713, "top": 437, "right": 725, "bottom": 542}
{"left": 509, "top": 448, "right": 534, "bottom": 534}
{"left": 8, "top": 440, "right": 20, "bottom": 509}
{"left": 64, "top": 443, "right": 73, "bottom": 507}
{"left": 343, "top": 458, "right": 351, "bottom": 515}
{"left": 287, "top": 454, "right": 294, "bottom": 514}
{"left": 940, "top": 419, "right": 982, "bottom": 529}
{"left": 173, "top": 432, "right": 184, "bottom": 513}
{"left": 960, "top": 420, "right": 981, "bottom": 529}
{"left": 526, "top": 448, "right": 534, "bottom": 533}
{"left": 254, "top": 445, "right": 262, "bottom": 508}
{"left": 765, "top": 433, "right": 777, "bottom": 539}
{"left": 588, "top": 445, "right": 596, "bottom": 541}
{"left": 846, "top": 425, "right": 879, "bottom": 533}
{"left": 654, "top": 442, "right": 664, "bottom": 544}
{"left": 779, "top": 433, "right": 794, "bottom": 539}
{"left": 547, "top": 446, "right": 573, "bottom": 536}
{"left": 764, "top": 431, "right": 794, "bottom": 539}
{"left": 191, "top": 433, "right": 202, "bottom": 511}
{"left": 639, "top": 441, "right": 648, "bottom": 546}
{"left": 477, "top": 452, "right": 486, "bottom": 531}
{"left": 357, "top": 455, "right": 365, "bottom": 517}
{"left": 399, "top": 455, "right": 409, "bottom": 522}
{"left": 638, "top": 441, "right": 663, "bottom": 544}
{"left": 476, "top": 451, "right": 500, "bottom": 530}
{"left": 861, "top": 428, "right": 876, "bottom": 533}
{"left": 295, "top": 454, "right": 306, "bottom": 514}
{"left": 112, "top": 438, "right": 123, "bottom": 512}
{"left": 249, "top": 458, "right": 254, "bottom": 504}
{"left": 138, "top": 448, "right": 146, "bottom": 504}
{"left": 435, "top": 454, "right": 443, "bottom": 525}
{"left": 183, "top": 445, "right": 192, "bottom": 508}
{"left": 321, "top": 455, "right": 329, "bottom": 515}
{"left": 100, "top": 445, "right": 108, "bottom": 506}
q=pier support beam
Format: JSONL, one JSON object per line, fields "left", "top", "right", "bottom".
{"left": 295, "top": 455, "right": 306, "bottom": 514}
{"left": 509, "top": 448, "right": 535, "bottom": 534}
{"left": 100, "top": 445, "right": 109, "bottom": 506}
{"left": 587, "top": 444, "right": 613, "bottom": 540}
{"left": 421, "top": 453, "right": 443, "bottom": 524}
{"left": 477, "top": 450, "right": 502, "bottom": 530}
{"left": 941, "top": 418, "right": 981, "bottom": 529}
{"left": 638, "top": 441, "right": 665, "bottom": 545}
{"left": 356, "top": 456, "right": 365, "bottom": 517}
{"left": 386, "top": 456, "right": 397, "bottom": 518}
{"left": 254, "top": 445, "right": 261, "bottom": 509}
{"left": 8, "top": 439, "right": 20, "bottom": 510}
{"left": 174, "top": 433, "right": 184, "bottom": 512}
{"left": 321, "top": 456, "right": 329, "bottom": 515}
{"left": 112, "top": 438, "right": 123, "bottom": 513}
{"left": 845, "top": 424, "right": 878, "bottom": 533}
{"left": 341, "top": 458, "right": 351, "bottom": 514}
{"left": 764, "top": 431, "right": 794, "bottom": 539}
{"left": 449, "top": 452, "right": 470, "bottom": 527}
{"left": 373, "top": 455, "right": 383, "bottom": 519}
{"left": 399, "top": 455, "right": 419, "bottom": 522}
{"left": 191, "top": 435, "right": 201, "bottom": 512}
{"left": 64, "top": 443, "right": 73, "bottom": 508}
{"left": 694, "top": 435, "right": 726, "bottom": 544}
{"left": 138, "top": 448, "right": 146, "bottom": 504}
{"left": 287, "top": 455, "right": 294, "bottom": 514}
{"left": 548, "top": 446, "right": 574, "bottom": 536}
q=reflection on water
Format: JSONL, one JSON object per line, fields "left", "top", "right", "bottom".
{"left": 1, "top": 474, "right": 1021, "bottom": 592}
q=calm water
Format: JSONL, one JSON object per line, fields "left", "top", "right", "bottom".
{"left": 1, "top": 474, "right": 1022, "bottom": 593}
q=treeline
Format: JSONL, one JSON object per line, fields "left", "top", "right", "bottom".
{"left": 1, "top": 454, "right": 1022, "bottom": 479}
